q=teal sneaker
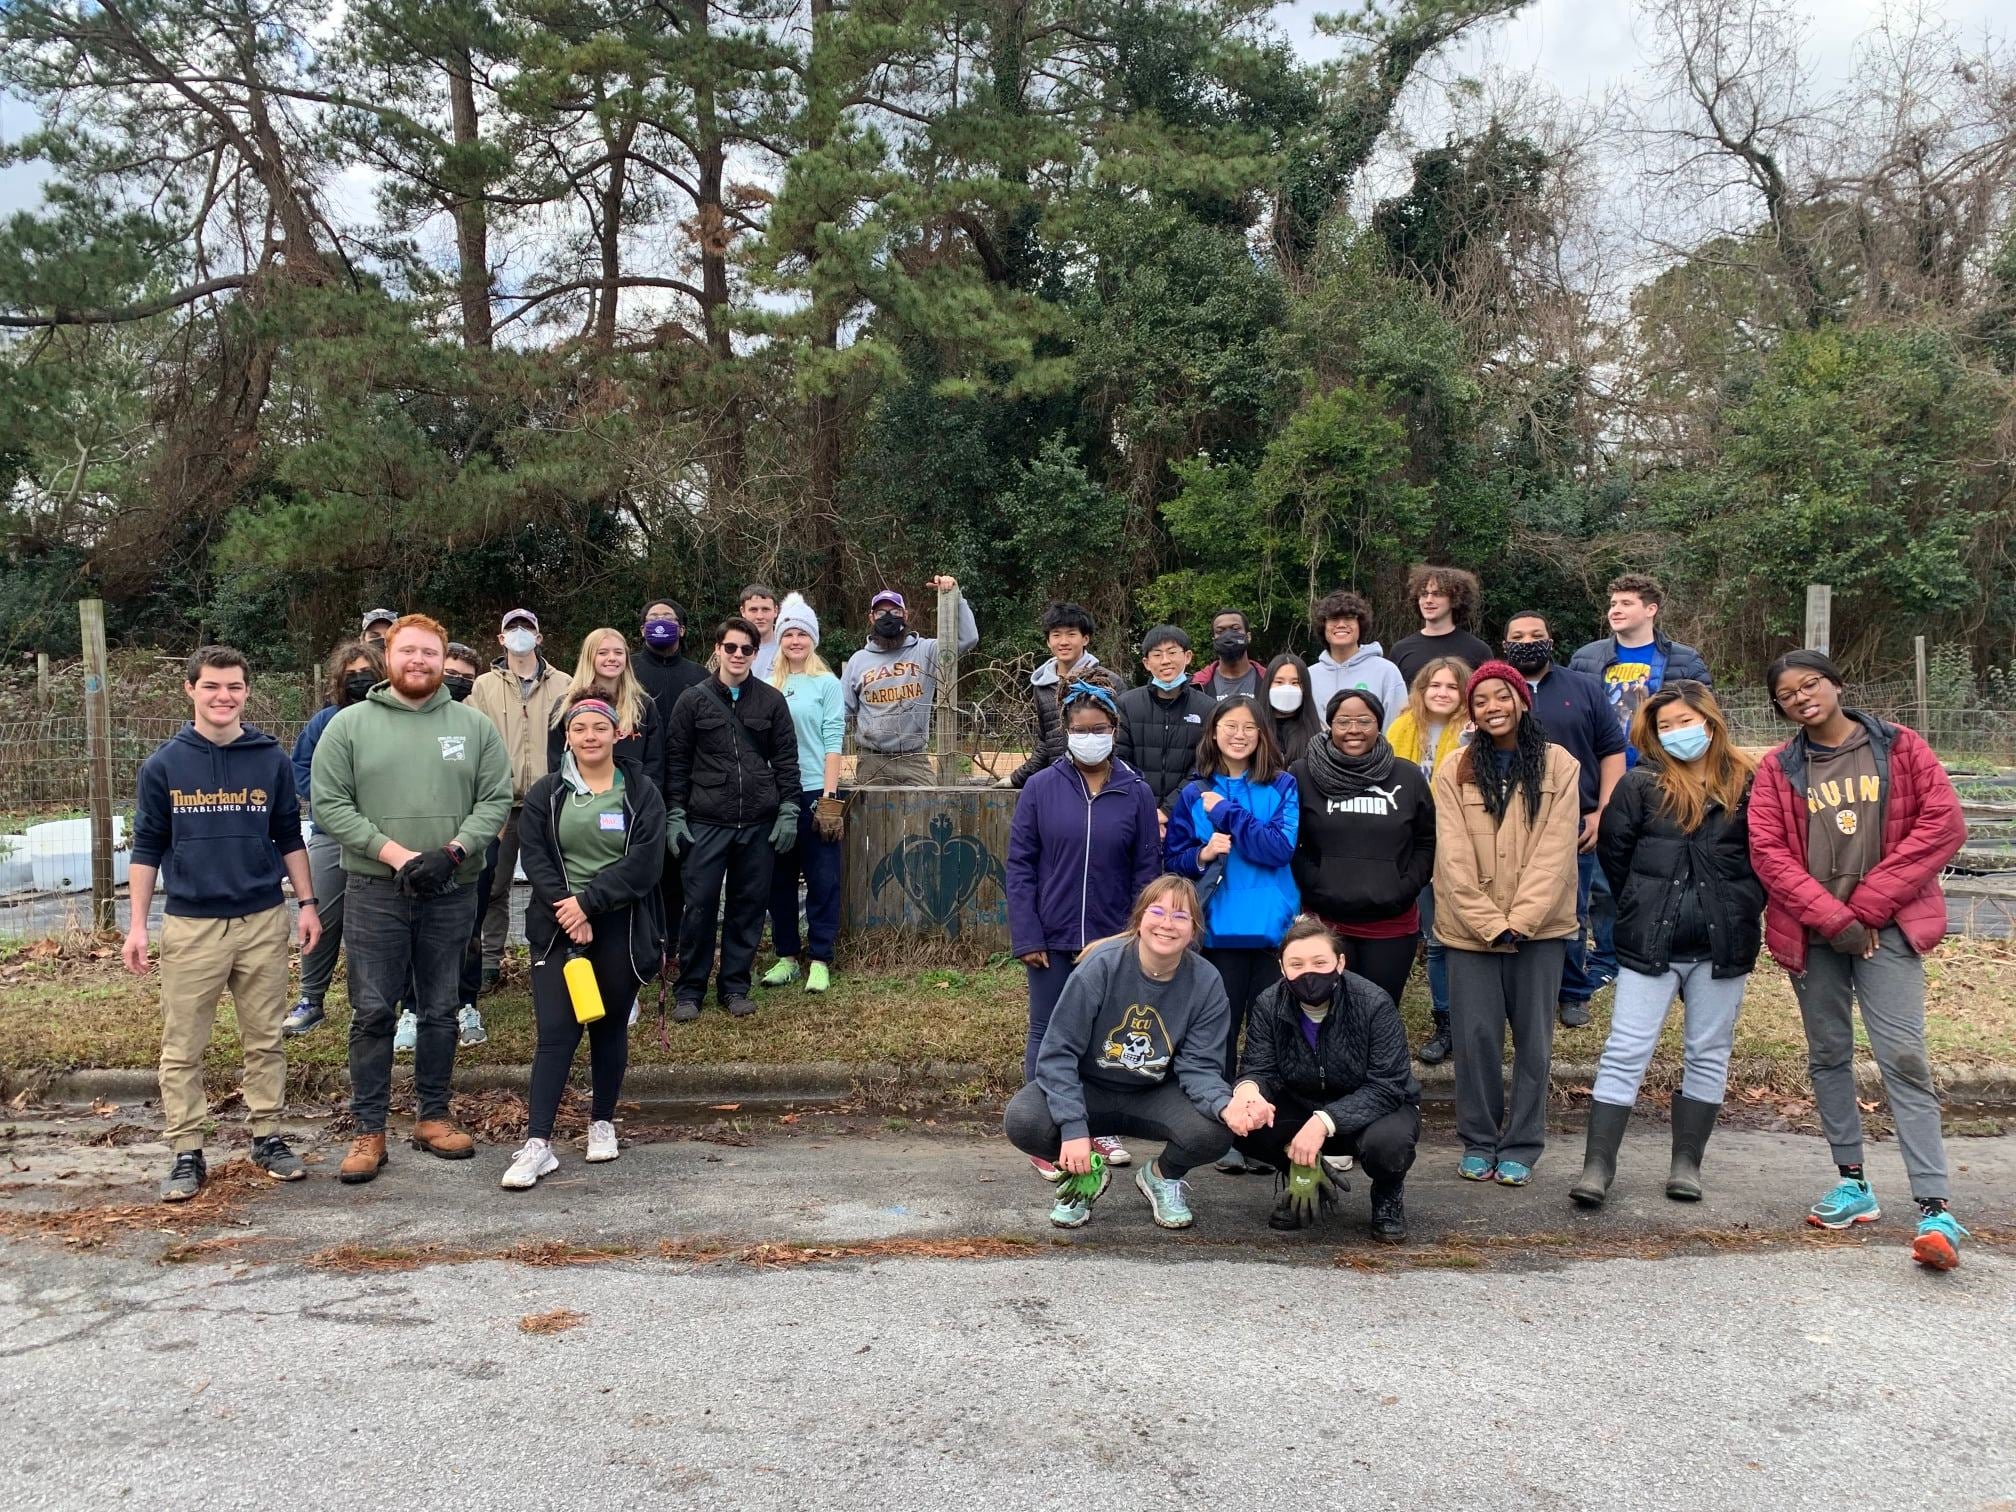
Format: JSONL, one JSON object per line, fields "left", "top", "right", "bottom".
{"left": 1135, "top": 1164, "right": 1195, "bottom": 1229}
{"left": 1495, "top": 1160, "right": 1533, "bottom": 1187}
{"left": 1458, "top": 1154, "right": 1496, "bottom": 1182}
{"left": 1911, "top": 1207, "right": 1967, "bottom": 1271}
{"left": 1807, "top": 1178, "right": 1880, "bottom": 1229}
{"left": 761, "top": 960, "right": 800, "bottom": 988}
{"left": 1048, "top": 1161, "right": 1109, "bottom": 1227}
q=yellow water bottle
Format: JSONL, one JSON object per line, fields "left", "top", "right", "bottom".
{"left": 563, "top": 948, "right": 605, "bottom": 1024}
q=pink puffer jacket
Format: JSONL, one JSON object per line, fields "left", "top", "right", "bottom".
{"left": 1746, "top": 715, "right": 1965, "bottom": 974}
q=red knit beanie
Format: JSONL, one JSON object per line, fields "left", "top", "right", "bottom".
{"left": 1464, "top": 659, "right": 1533, "bottom": 709}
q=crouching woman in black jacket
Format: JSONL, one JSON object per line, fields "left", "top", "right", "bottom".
{"left": 504, "top": 696, "right": 667, "bottom": 1191}
{"left": 1572, "top": 681, "right": 1762, "bottom": 1210}
{"left": 1224, "top": 918, "right": 1422, "bottom": 1242}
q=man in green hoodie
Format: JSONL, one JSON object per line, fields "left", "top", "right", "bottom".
{"left": 311, "top": 613, "right": 512, "bottom": 1184}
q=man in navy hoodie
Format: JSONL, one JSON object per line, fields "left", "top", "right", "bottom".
{"left": 123, "top": 647, "right": 321, "bottom": 1202}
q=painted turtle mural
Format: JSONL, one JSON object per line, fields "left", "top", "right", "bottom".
{"left": 868, "top": 813, "right": 1007, "bottom": 939}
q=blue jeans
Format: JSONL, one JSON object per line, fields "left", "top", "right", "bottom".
{"left": 1418, "top": 884, "right": 1449, "bottom": 1019}
{"left": 345, "top": 875, "right": 478, "bottom": 1131}
{"left": 1559, "top": 848, "right": 1616, "bottom": 1005}
{"left": 1587, "top": 863, "right": 1617, "bottom": 982}
{"left": 768, "top": 791, "right": 841, "bottom": 964}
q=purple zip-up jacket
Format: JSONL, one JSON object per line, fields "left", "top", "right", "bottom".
{"left": 1007, "top": 755, "right": 1162, "bottom": 958}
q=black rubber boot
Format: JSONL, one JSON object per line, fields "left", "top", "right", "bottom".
{"left": 1569, "top": 1100, "right": 1633, "bottom": 1209}
{"left": 1416, "top": 1013, "right": 1452, "bottom": 1066}
{"left": 1665, "top": 1094, "right": 1721, "bottom": 1201}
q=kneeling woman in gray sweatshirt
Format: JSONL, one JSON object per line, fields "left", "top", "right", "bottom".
{"left": 1003, "top": 875, "right": 1238, "bottom": 1230}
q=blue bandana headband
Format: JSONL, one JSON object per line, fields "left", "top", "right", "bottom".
{"left": 1063, "top": 681, "right": 1119, "bottom": 718}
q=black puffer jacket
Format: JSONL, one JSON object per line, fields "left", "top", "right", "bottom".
{"left": 663, "top": 676, "right": 800, "bottom": 828}
{"left": 1010, "top": 660, "right": 1126, "bottom": 789}
{"left": 1236, "top": 973, "right": 1421, "bottom": 1137}
{"left": 1290, "top": 751, "right": 1435, "bottom": 926}
{"left": 634, "top": 649, "right": 706, "bottom": 792}
{"left": 1596, "top": 767, "right": 1764, "bottom": 978}
{"left": 1115, "top": 683, "right": 1215, "bottom": 807}
{"left": 518, "top": 768, "right": 668, "bottom": 983}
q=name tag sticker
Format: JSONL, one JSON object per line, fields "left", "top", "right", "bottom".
{"left": 599, "top": 813, "right": 626, "bottom": 831}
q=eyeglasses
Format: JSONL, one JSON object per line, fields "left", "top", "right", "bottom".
{"left": 1144, "top": 906, "right": 1192, "bottom": 924}
{"left": 1774, "top": 675, "right": 1828, "bottom": 708}
{"left": 720, "top": 642, "right": 756, "bottom": 657}
{"left": 1331, "top": 716, "right": 1379, "bottom": 731}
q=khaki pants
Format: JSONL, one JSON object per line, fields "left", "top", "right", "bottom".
{"left": 852, "top": 750, "right": 937, "bottom": 788}
{"left": 158, "top": 905, "right": 291, "bottom": 1152}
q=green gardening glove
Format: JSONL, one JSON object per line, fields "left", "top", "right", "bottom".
{"left": 1053, "top": 1151, "right": 1107, "bottom": 1205}
{"left": 768, "top": 803, "right": 798, "bottom": 854}
{"left": 1281, "top": 1161, "right": 1338, "bottom": 1228}
{"left": 666, "top": 807, "right": 693, "bottom": 855}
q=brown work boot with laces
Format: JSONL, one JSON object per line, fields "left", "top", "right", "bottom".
{"left": 410, "top": 1119, "right": 476, "bottom": 1159}
{"left": 338, "top": 1133, "right": 388, "bottom": 1185}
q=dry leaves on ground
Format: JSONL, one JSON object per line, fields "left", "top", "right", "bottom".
{"left": 520, "top": 1308, "right": 588, "bottom": 1335}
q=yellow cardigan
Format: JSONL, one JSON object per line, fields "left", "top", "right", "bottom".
{"left": 1388, "top": 709, "right": 1467, "bottom": 775}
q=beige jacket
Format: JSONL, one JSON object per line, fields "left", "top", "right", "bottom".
{"left": 468, "top": 659, "right": 572, "bottom": 803}
{"left": 1431, "top": 743, "right": 1582, "bottom": 951}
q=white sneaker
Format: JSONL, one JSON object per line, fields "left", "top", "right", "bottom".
{"left": 392, "top": 1009, "right": 418, "bottom": 1054}
{"left": 500, "top": 1138, "right": 558, "bottom": 1190}
{"left": 457, "top": 1004, "right": 488, "bottom": 1046}
{"left": 1091, "top": 1135, "right": 1132, "bottom": 1167}
{"left": 626, "top": 998, "right": 639, "bottom": 1028}
{"left": 585, "top": 1120, "right": 619, "bottom": 1163}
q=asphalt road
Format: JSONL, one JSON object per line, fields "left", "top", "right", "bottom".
{"left": 2, "top": 1110, "right": 2012, "bottom": 1510}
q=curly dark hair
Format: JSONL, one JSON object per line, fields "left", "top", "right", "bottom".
{"left": 1405, "top": 564, "right": 1482, "bottom": 630}
{"left": 323, "top": 639, "right": 384, "bottom": 707}
{"left": 1462, "top": 709, "right": 1550, "bottom": 824}
{"left": 1311, "top": 588, "right": 1373, "bottom": 639}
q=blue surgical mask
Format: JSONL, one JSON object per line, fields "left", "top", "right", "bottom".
{"left": 1658, "top": 724, "right": 1711, "bottom": 763}
{"left": 1150, "top": 673, "right": 1188, "bottom": 692}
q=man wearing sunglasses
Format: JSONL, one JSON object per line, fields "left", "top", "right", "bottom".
{"left": 662, "top": 616, "right": 801, "bottom": 1020}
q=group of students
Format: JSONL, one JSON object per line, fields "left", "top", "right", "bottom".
{"left": 1000, "top": 567, "right": 1972, "bottom": 1270}
{"left": 118, "top": 565, "right": 1975, "bottom": 1271}
{"left": 122, "top": 577, "right": 976, "bottom": 1198}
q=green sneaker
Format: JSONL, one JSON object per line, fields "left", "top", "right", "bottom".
{"left": 760, "top": 959, "right": 800, "bottom": 988}
{"left": 1135, "top": 1163, "right": 1195, "bottom": 1229}
{"left": 806, "top": 961, "right": 830, "bottom": 993}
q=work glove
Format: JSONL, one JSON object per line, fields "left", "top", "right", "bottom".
{"left": 769, "top": 803, "right": 799, "bottom": 854}
{"left": 396, "top": 847, "right": 458, "bottom": 897}
{"left": 813, "top": 794, "right": 846, "bottom": 843}
{"left": 665, "top": 807, "right": 693, "bottom": 855}
{"left": 1828, "top": 920, "right": 1873, "bottom": 956}
{"left": 1279, "top": 1162, "right": 1340, "bottom": 1228}
{"left": 1053, "top": 1152, "right": 1107, "bottom": 1206}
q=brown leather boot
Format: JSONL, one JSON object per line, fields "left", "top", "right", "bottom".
{"left": 338, "top": 1133, "right": 388, "bottom": 1185}
{"left": 410, "top": 1120, "right": 476, "bottom": 1159}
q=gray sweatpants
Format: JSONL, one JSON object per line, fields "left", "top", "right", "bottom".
{"left": 1592, "top": 959, "right": 1749, "bottom": 1107}
{"left": 479, "top": 805, "right": 522, "bottom": 972}
{"left": 296, "top": 826, "right": 347, "bottom": 1005}
{"left": 1446, "top": 940, "right": 1567, "bottom": 1168}
{"left": 1791, "top": 926, "right": 1948, "bottom": 1201}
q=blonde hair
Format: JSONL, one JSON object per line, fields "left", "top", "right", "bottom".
{"left": 1629, "top": 681, "right": 1754, "bottom": 832}
{"left": 769, "top": 635, "right": 832, "bottom": 689}
{"left": 556, "top": 627, "right": 647, "bottom": 735}
{"left": 1402, "top": 657, "right": 1472, "bottom": 748}
{"left": 1080, "top": 875, "right": 1204, "bottom": 959}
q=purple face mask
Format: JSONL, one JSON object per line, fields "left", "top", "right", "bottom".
{"left": 642, "top": 620, "right": 680, "bottom": 651}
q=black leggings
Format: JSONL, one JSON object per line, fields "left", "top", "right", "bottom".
{"left": 1003, "top": 1080, "right": 1233, "bottom": 1178}
{"left": 1233, "top": 1097, "right": 1421, "bottom": 1186}
{"left": 1335, "top": 930, "right": 1421, "bottom": 1012}
{"left": 1203, "top": 946, "right": 1281, "bottom": 1084}
{"left": 528, "top": 908, "right": 639, "bottom": 1140}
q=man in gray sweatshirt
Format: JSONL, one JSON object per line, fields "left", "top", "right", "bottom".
{"left": 840, "top": 575, "right": 979, "bottom": 787}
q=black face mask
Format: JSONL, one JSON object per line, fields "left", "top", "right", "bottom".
{"left": 342, "top": 671, "right": 377, "bottom": 704}
{"left": 1286, "top": 970, "right": 1340, "bottom": 1007}
{"left": 444, "top": 673, "right": 475, "bottom": 703}
{"left": 872, "top": 613, "right": 906, "bottom": 641}
{"left": 1502, "top": 639, "right": 1555, "bottom": 673}
{"left": 1213, "top": 632, "right": 1248, "bottom": 662}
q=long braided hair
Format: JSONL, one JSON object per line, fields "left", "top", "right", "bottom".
{"left": 1463, "top": 707, "right": 1551, "bottom": 824}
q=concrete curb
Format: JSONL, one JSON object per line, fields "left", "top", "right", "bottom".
{"left": 9, "top": 1059, "right": 2016, "bottom": 1108}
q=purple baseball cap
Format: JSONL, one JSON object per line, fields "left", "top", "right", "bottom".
{"left": 869, "top": 590, "right": 906, "bottom": 612}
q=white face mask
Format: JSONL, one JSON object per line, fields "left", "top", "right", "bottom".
{"left": 503, "top": 628, "right": 537, "bottom": 657}
{"left": 1068, "top": 732, "right": 1114, "bottom": 766}
{"left": 1268, "top": 686, "right": 1303, "bottom": 714}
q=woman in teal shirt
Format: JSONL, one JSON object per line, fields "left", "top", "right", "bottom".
{"left": 762, "top": 594, "right": 846, "bottom": 993}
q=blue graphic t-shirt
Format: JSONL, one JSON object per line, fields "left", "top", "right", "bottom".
{"left": 1604, "top": 639, "right": 1667, "bottom": 767}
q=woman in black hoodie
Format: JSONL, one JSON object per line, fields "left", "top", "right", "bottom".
{"left": 1290, "top": 690, "right": 1436, "bottom": 1007}
{"left": 506, "top": 696, "right": 667, "bottom": 1191}
{"left": 1225, "top": 918, "right": 1421, "bottom": 1241}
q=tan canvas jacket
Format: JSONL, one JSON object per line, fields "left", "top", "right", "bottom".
{"left": 1430, "top": 742, "right": 1582, "bottom": 950}
{"left": 468, "top": 660, "right": 572, "bottom": 803}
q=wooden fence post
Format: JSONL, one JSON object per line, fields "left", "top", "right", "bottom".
{"left": 1803, "top": 585, "right": 1832, "bottom": 654}
{"left": 79, "top": 600, "right": 116, "bottom": 931}
{"left": 934, "top": 580, "right": 961, "bottom": 783}
{"left": 36, "top": 651, "right": 50, "bottom": 707}
{"left": 1915, "top": 635, "right": 1929, "bottom": 734}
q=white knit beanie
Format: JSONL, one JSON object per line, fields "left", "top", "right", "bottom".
{"left": 775, "top": 591, "right": 819, "bottom": 648}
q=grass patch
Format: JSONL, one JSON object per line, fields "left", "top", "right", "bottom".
{"left": 4, "top": 933, "right": 2015, "bottom": 1097}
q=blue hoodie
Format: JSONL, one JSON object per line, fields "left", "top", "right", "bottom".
{"left": 132, "top": 723, "right": 305, "bottom": 918}
{"left": 1006, "top": 755, "right": 1161, "bottom": 957}
{"left": 290, "top": 703, "right": 340, "bottom": 817}
{"left": 1165, "top": 770, "right": 1300, "bottom": 948}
